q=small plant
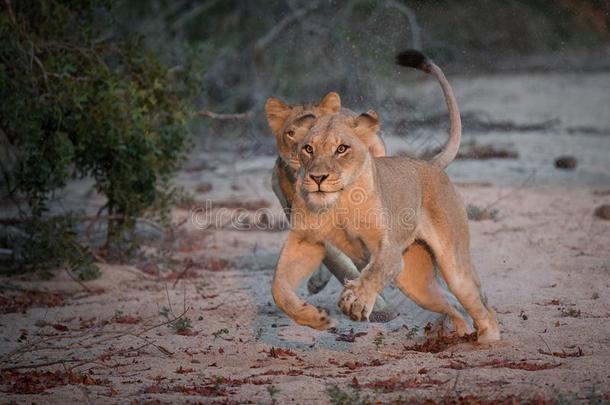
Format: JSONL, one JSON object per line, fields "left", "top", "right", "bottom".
{"left": 406, "top": 325, "right": 420, "bottom": 339}
{"left": 1, "top": 214, "right": 101, "bottom": 277}
{"left": 466, "top": 204, "right": 498, "bottom": 221}
{"left": 114, "top": 309, "right": 124, "bottom": 318}
{"left": 212, "top": 328, "right": 229, "bottom": 340}
{"left": 267, "top": 385, "right": 280, "bottom": 403}
{"left": 173, "top": 187, "right": 196, "bottom": 209}
{"left": 327, "top": 385, "right": 371, "bottom": 405}
{"left": 73, "top": 259, "right": 102, "bottom": 281}
{"left": 584, "top": 385, "right": 605, "bottom": 405}
{"left": 159, "top": 306, "right": 170, "bottom": 318}
{"left": 373, "top": 332, "right": 385, "bottom": 350}
{"left": 255, "top": 328, "right": 264, "bottom": 341}
{"left": 551, "top": 386, "right": 605, "bottom": 405}
{"left": 559, "top": 307, "right": 581, "bottom": 318}
{"left": 171, "top": 317, "right": 193, "bottom": 332}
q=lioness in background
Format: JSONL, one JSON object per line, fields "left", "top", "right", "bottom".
{"left": 271, "top": 51, "right": 500, "bottom": 342}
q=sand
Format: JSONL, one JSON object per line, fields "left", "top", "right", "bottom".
{"left": 1, "top": 70, "right": 609, "bottom": 404}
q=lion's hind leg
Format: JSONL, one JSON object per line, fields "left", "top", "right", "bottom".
{"left": 394, "top": 241, "right": 471, "bottom": 336}
{"left": 421, "top": 203, "right": 500, "bottom": 343}
{"left": 307, "top": 265, "right": 332, "bottom": 295}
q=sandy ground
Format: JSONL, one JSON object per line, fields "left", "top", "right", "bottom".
{"left": 1, "top": 71, "right": 609, "bottom": 404}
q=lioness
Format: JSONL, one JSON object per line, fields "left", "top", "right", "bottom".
{"left": 265, "top": 93, "right": 394, "bottom": 320}
{"left": 272, "top": 51, "right": 500, "bottom": 342}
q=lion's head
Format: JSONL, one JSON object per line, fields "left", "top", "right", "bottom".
{"left": 264, "top": 92, "right": 341, "bottom": 171}
{"left": 297, "top": 112, "right": 380, "bottom": 210}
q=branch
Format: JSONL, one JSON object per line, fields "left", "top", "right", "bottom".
{"left": 254, "top": 3, "right": 319, "bottom": 53}
{"left": 3, "top": 0, "right": 17, "bottom": 26}
{"left": 83, "top": 213, "right": 164, "bottom": 234}
{"left": 64, "top": 267, "right": 93, "bottom": 293}
{"left": 170, "top": 0, "right": 223, "bottom": 31}
{"left": 386, "top": 0, "right": 422, "bottom": 50}
{"left": 198, "top": 110, "right": 253, "bottom": 121}
{"left": 36, "top": 41, "right": 109, "bottom": 71}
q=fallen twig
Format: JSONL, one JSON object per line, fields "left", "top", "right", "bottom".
{"left": 128, "top": 334, "right": 174, "bottom": 357}
{"left": 201, "top": 303, "right": 222, "bottom": 311}
{"left": 62, "top": 362, "right": 93, "bottom": 405}
{"left": 537, "top": 335, "right": 560, "bottom": 366}
{"left": 1, "top": 358, "right": 83, "bottom": 371}
{"left": 0, "top": 328, "right": 103, "bottom": 365}
{"left": 538, "top": 347, "right": 583, "bottom": 358}
{"left": 67, "top": 342, "right": 154, "bottom": 372}
{"left": 64, "top": 267, "right": 93, "bottom": 293}
{"left": 483, "top": 169, "right": 536, "bottom": 213}
{"left": 172, "top": 258, "right": 195, "bottom": 289}
{"left": 1, "top": 307, "right": 189, "bottom": 371}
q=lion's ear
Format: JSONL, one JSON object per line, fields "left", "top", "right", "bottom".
{"left": 319, "top": 92, "right": 341, "bottom": 114}
{"left": 265, "top": 97, "right": 291, "bottom": 134}
{"left": 354, "top": 110, "right": 380, "bottom": 136}
{"left": 292, "top": 113, "right": 317, "bottom": 132}
{"left": 353, "top": 111, "right": 383, "bottom": 156}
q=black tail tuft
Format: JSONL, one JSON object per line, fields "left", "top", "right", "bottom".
{"left": 396, "top": 49, "right": 431, "bottom": 72}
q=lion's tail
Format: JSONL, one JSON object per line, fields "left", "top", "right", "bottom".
{"left": 396, "top": 50, "right": 462, "bottom": 169}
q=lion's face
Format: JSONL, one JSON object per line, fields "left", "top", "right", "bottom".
{"left": 265, "top": 92, "right": 341, "bottom": 172}
{"left": 298, "top": 113, "right": 379, "bottom": 210}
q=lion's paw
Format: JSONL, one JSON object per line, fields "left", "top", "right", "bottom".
{"left": 476, "top": 324, "right": 500, "bottom": 343}
{"left": 338, "top": 281, "right": 374, "bottom": 321}
{"left": 312, "top": 307, "right": 334, "bottom": 330}
{"left": 476, "top": 310, "right": 501, "bottom": 343}
{"left": 298, "top": 304, "right": 334, "bottom": 330}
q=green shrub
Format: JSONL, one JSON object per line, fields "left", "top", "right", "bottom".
{"left": 0, "top": 0, "right": 199, "bottom": 272}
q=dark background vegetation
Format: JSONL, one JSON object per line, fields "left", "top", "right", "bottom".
{"left": 1, "top": 0, "right": 608, "bottom": 276}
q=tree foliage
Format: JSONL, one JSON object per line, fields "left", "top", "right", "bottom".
{"left": 0, "top": 0, "right": 199, "bottom": 271}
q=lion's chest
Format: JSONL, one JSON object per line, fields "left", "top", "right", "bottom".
{"left": 319, "top": 208, "right": 385, "bottom": 266}
{"left": 327, "top": 230, "right": 369, "bottom": 267}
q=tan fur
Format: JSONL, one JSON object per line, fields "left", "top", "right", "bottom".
{"left": 266, "top": 93, "right": 394, "bottom": 320}
{"left": 265, "top": 93, "right": 386, "bottom": 203}
{"left": 272, "top": 114, "right": 500, "bottom": 342}
{"left": 270, "top": 50, "right": 461, "bottom": 299}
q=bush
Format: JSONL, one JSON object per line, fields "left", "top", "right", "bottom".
{"left": 0, "top": 0, "right": 199, "bottom": 272}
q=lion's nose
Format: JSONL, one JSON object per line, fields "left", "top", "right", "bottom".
{"left": 309, "top": 174, "right": 329, "bottom": 185}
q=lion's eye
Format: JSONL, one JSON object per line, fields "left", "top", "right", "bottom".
{"left": 285, "top": 130, "right": 295, "bottom": 139}
{"left": 303, "top": 145, "right": 314, "bottom": 154}
{"left": 336, "top": 144, "right": 349, "bottom": 154}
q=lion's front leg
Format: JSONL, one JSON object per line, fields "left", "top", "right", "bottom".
{"left": 339, "top": 244, "right": 403, "bottom": 321}
{"left": 272, "top": 231, "right": 333, "bottom": 330}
